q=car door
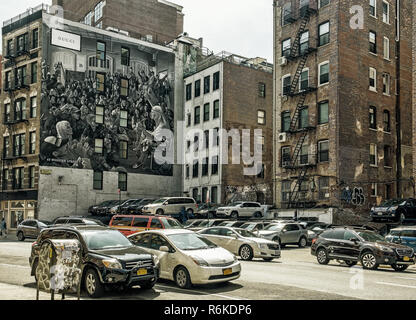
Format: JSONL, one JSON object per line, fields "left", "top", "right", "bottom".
{"left": 284, "top": 224, "right": 299, "bottom": 243}
{"left": 408, "top": 199, "right": 416, "bottom": 219}
{"left": 149, "top": 217, "right": 163, "bottom": 230}
{"left": 218, "top": 228, "right": 239, "bottom": 253}
{"left": 146, "top": 234, "right": 175, "bottom": 279}
{"left": 341, "top": 230, "right": 361, "bottom": 260}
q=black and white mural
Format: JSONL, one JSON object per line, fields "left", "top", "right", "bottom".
{"left": 40, "top": 23, "right": 175, "bottom": 176}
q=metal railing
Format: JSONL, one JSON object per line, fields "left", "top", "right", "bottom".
{"left": 3, "top": 4, "right": 50, "bottom": 27}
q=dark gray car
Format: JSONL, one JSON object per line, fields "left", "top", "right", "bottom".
{"left": 258, "top": 222, "right": 308, "bottom": 248}
{"left": 16, "top": 219, "right": 51, "bottom": 241}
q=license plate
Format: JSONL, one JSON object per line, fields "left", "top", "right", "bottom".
{"left": 378, "top": 212, "right": 383, "bottom": 216}
{"left": 223, "top": 268, "right": 232, "bottom": 276}
{"left": 404, "top": 256, "right": 410, "bottom": 262}
{"left": 137, "top": 268, "right": 148, "bottom": 276}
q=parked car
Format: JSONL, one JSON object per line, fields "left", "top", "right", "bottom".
{"left": 239, "top": 221, "right": 272, "bottom": 234}
{"left": 218, "top": 221, "right": 247, "bottom": 228}
{"left": 187, "top": 219, "right": 227, "bottom": 232}
{"left": 258, "top": 222, "right": 308, "bottom": 248}
{"left": 89, "top": 200, "right": 119, "bottom": 216}
{"left": 195, "top": 203, "right": 222, "bottom": 218}
{"left": 122, "top": 198, "right": 157, "bottom": 215}
{"left": 370, "top": 199, "right": 416, "bottom": 223}
{"left": 16, "top": 219, "right": 51, "bottom": 241}
{"left": 142, "top": 197, "right": 198, "bottom": 216}
{"left": 216, "top": 202, "right": 265, "bottom": 219}
{"left": 29, "top": 225, "right": 160, "bottom": 298}
{"left": 305, "top": 222, "right": 331, "bottom": 244}
{"left": 198, "top": 227, "right": 280, "bottom": 261}
{"left": 311, "top": 227, "right": 415, "bottom": 271}
{"left": 128, "top": 229, "right": 241, "bottom": 288}
{"left": 109, "top": 215, "right": 183, "bottom": 236}
{"left": 108, "top": 199, "right": 140, "bottom": 215}
{"left": 386, "top": 226, "right": 416, "bottom": 251}
{"left": 51, "top": 216, "right": 106, "bottom": 226}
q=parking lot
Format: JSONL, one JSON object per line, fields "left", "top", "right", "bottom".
{"left": 2, "top": 237, "right": 416, "bottom": 300}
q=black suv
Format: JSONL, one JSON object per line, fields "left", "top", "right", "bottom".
{"left": 29, "top": 225, "right": 160, "bottom": 298}
{"left": 370, "top": 198, "right": 416, "bottom": 223}
{"left": 311, "top": 227, "right": 415, "bottom": 271}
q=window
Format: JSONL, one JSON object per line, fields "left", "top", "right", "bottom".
{"left": 369, "top": 106, "right": 377, "bottom": 129}
{"left": 259, "top": 82, "right": 266, "bottom": 97}
{"left": 30, "top": 97, "right": 37, "bottom": 118}
{"left": 15, "top": 66, "right": 28, "bottom": 87}
{"left": 96, "top": 73, "right": 105, "bottom": 92}
{"left": 318, "top": 101, "right": 329, "bottom": 124}
{"left": 369, "top": 31, "right": 377, "bottom": 54}
{"left": 319, "top": 0, "right": 330, "bottom": 8}
{"left": 299, "top": 31, "right": 309, "bottom": 55}
{"left": 186, "top": 84, "right": 192, "bottom": 101}
{"left": 95, "top": 139, "right": 103, "bottom": 154}
{"left": 319, "top": 62, "right": 329, "bottom": 86}
{"left": 282, "top": 38, "right": 291, "bottom": 57}
{"left": 14, "top": 99, "right": 27, "bottom": 121}
{"left": 187, "top": 113, "right": 191, "bottom": 127}
{"left": 95, "top": 106, "right": 104, "bottom": 124}
{"left": 300, "top": 69, "right": 309, "bottom": 91}
{"left": 319, "top": 177, "right": 330, "bottom": 199}
{"left": 257, "top": 164, "right": 265, "bottom": 179}
{"left": 121, "top": 47, "right": 130, "bottom": 66}
{"left": 204, "top": 76, "right": 210, "bottom": 94}
{"left": 371, "top": 183, "right": 377, "bottom": 197}
{"left": 282, "top": 3, "right": 292, "bottom": 25}
{"left": 93, "top": 171, "right": 103, "bottom": 190}
{"left": 298, "top": 107, "right": 309, "bottom": 129}
{"left": 370, "top": 0, "right": 376, "bottom": 16}
{"left": 211, "top": 186, "right": 218, "bottom": 204}
{"left": 212, "top": 156, "right": 218, "bottom": 175}
{"left": 382, "top": 1, "right": 389, "bottom": 23}
{"left": 84, "top": 11, "right": 93, "bottom": 25}
{"left": 202, "top": 158, "right": 209, "bottom": 176}
{"left": 3, "top": 137, "right": 10, "bottom": 158}
{"left": 96, "top": 41, "right": 106, "bottom": 63}
{"left": 282, "top": 75, "right": 291, "bottom": 95}
{"left": 31, "top": 62, "right": 37, "bottom": 83}
{"left": 120, "top": 78, "right": 129, "bottom": 96}
{"left": 383, "top": 110, "right": 390, "bottom": 132}
{"left": 213, "top": 128, "right": 220, "bottom": 146}
{"left": 369, "top": 67, "right": 377, "bottom": 91}
{"left": 192, "top": 188, "right": 199, "bottom": 201}
{"left": 258, "top": 110, "right": 266, "bottom": 125}
{"left": 17, "top": 33, "right": 28, "bottom": 52}
{"left": 204, "top": 130, "right": 209, "bottom": 150}
{"left": 95, "top": 1, "right": 105, "bottom": 22}
{"left": 7, "top": 39, "right": 14, "bottom": 56}
{"left": 281, "top": 146, "right": 291, "bottom": 167}
{"left": 5, "top": 71, "right": 11, "bottom": 90}
{"left": 300, "top": 144, "right": 309, "bottom": 165}
{"left": 282, "top": 181, "right": 291, "bottom": 202}
{"left": 213, "top": 72, "right": 220, "bottom": 90}
{"left": 195, "top": 80, "right": 201, "bottom": 97}
{"left": 383, "top": 37, "right": 390, "bottom": 60}
{"left": 203, "top": 103, "right": 210, "bottom": 122}
{"left": 282, "top": 111, "right": 291, "bottom": 132}
{"left": 194, "top": 106, "right": 200, "bottom": 125}
{"left": 13, "top": 167, "right": 24, "bottom": 189}
{"left": 370, "top": 144, "right": 377, "bottom": 166}
{"left": 194, "top": 134, "right": 199, "bottom": 152}
{"left": 192, "top": 160, "right": 199, "bottom": 178}
{"left": 120, "top": 141, "right": 128, "bottom": 159}
{"left": 120, "top": 110, "right": 128, "bottom": 128}
{"left": 118, "top": 172, "right": 127, "bottom": 191}
{"left": 29, "top": 166, "right": 35, "bottom": 189}
{"left": 185, "top": 165, "right": 190, "bottom": 179}
{"left": 318, "top": 21, "right": 330, "bottom": 46}
{"left": 213, "top": 100, "right": 220, "bottom": 119}
{"left": 2, "top": 169, "right": 9, "bottom": 190}
{"left": 382, "top": 73, "right": 390, "bottom": 95}
{"left": 4, "top": 103, "right": 11, "bottom": 123}
{"left": 384, "top": 145, "right": 392, "bottom": 167}
{"left": 318, "top": 140, "right": 329, "bottom": 162}
{"left": 29, "top": 132, "right": 36, "bottom": 154}
{"left": 13, "top": 134, "right": 25, "bottom": 157}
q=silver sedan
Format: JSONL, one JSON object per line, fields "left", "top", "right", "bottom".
{"left": 128, "top": 229, "right": 241, "bottom": 289}
{"left": 198, "top": 227, "right": 281, "bottom": 261}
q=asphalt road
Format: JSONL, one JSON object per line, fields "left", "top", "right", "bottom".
{"left": 0, "top": 239, "right": 416, "bottom": 300}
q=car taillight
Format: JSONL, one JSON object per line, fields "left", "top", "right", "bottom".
{"left": 311, "top": 238, "right": 317, "bottom": 245}
{"left": 32, "top": 241, "right": 37, "bottom": 247}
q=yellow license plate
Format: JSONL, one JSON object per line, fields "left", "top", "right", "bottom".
{"left": 223, "top": 268, "right": 232, "bottom": 276}
{"left": 404, "top": 256, "right": 410, "bottom": 262}
{"left": 137, "top": 268, "right": 148, "bottom": 276}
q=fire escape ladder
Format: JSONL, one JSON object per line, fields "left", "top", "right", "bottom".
{"left": 288, "top": 166, "right": 309, "bottom": 208}
{"left": 289, "top": 131, "right": 308, "bottom": 168}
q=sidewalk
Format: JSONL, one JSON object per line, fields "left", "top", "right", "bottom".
{"left": 0, "top": 282, "right": 82, "bottom": 300}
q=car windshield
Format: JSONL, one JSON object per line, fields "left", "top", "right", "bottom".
{"left": 357, "top": 231, "right": 386, "bottom": 242}
{"left": 141, "top": 199, "right": 155, "bottom": 205}
{"left": 82, "top": 230, "right": 133, "bottom": 250}
{"left": 264, "top": 224, "right": 283, "bottom": 231}
{"left": 380, "top": 199, "right": 405, "bottom": 206}
{"left": 241, "top": 224, "right": 258, "bottom": 231}
{"left": 219, "top": 222, "right": 234, "bottom": 227}
{"left": 39, "top": 220, "right": 52, "bottom": 226}
{"left": 153, "top": 198, "right": 168, "bottom": 204}
{"left": 230, "top": 202, "right": 243, "bottom": 206}
{"left": 168, "top": 233, "right": 217, "bottom": 250}
{"left": 161, "top": 218, "right": 182, "bottom": 229}
{"left": 197, "top": 220, "right": 210, "bottom": 227}
{"left": 121, "top": 200, "right": 135, "bottom": 207}
{"left": 235, "top": 229, "right": 257, "bottom": 238}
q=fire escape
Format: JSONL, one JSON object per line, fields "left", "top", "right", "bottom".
{"left": 282, "top": 3, "right": 318, "bottom": 209}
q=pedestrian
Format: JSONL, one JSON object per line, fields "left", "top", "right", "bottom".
{"left": 0, "top": 218, "right": 7, "bottom": 239}
{"left": 179, "top": 206, "right": 188, "bottom": 225}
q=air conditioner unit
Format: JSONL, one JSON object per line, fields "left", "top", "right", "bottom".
{"left": 278, "top": 132, "right": 288, "bottom": 143}
{"left": 278, "top": 57, "right": 287, "bottom": 66}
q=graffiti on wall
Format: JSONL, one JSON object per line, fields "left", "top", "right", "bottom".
{"left": 340, "top": 187, "right": 365, "bottom": 206}
{"left": 225, "top": 184, "right": 271, "bottom": 204}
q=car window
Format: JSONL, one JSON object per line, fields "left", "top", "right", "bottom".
{"left": 133, "top": 217, "right": 149, "bottom": 228}
{"left": 389, "top": 230, "right": 401, "bottom": 237}
{"left": 344, "top": 230, "right": 359, "bottom": 241}
{"left": 149, "top": 234, "right": 171, "bottom": 251}
{"left": 130, "top": 233, "right": 150, "bottom": 247}
{"left": 202, "top": 228, "right": 221, "bottom": 235}
{"left": 219, "top": 228, "right": 235, "bottom": 237}
{"left": 401, "top": 230, "right": 416, "bottom": 238}
{"left": 161, "top": 218, "right": 182, "bottom": 229}
{"left": 54, "top": 219, "right": 68, "bottom": 225}
{"left": 321, "top": 230, "right": 335, "bottom": 239}
{"left": 26, "top": 221, "right": 37, "bottom": 227}
{"left": 150, "top": 218, "right": 163, "bottom": 229}
{"left": 52, "top": 231, "right": 77, "bottom": 240}
{"left": 68, "top": 219, "right": 83, "bottom": 224}
{"left": 111, "top": 217, "right": 133, "bottom": 227}
{"left": 331, "top": 230, "right": 346, "bottom": 240}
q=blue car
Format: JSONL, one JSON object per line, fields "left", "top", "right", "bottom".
{"left": 386, "top": 226, "right": 416, "bottom": 251}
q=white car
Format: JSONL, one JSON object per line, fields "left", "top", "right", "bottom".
{"left": 142, "top": 197, "right": 198, "bottom": 216}
{"left": 128, "top": 229, "right": 241, "bottom": 288}
{"left": 216, "top": 202, "right": 265, "bottom": 219}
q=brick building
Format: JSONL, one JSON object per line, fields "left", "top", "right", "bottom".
{"left": 52, "top": 0, "right": 184, "bottom": 45}
{"left": 273, "top": 0, "right": 413, "bottom": 210}
{"left": 183, "top": 52, "right": 273, "bottom": 204}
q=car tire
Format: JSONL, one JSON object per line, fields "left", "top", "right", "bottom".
{"left": 263, "top": 257, "right": 274, "bottom": 262}
{"left": 187, "top": 209, "right": 194, "bottom": 216}
{"left": 316, "top": 248, "right": 330, "bottom": 265}
{"left": 253, "top": 212, "right": 262, "bottom": 218}
{"left": 17, "top": 232, "right": 25, "bottom": 241}
{"left": 360, "top": 251, "right": 379, "bottom": 270}
{"left": 345, "top": 260, "right": 357, "bottom": 267}
{"left": 239, "top": 245, "right": 254, "bottom": 261}
{"left": 391, "top": 264, "right": 408, "bottom": 272}
{"left": 156, "top": 209, "right": 164, "bottom": 215}
{"left": 399, "top": 212, "right": 406, "bottom": 224}
{"left": 175, "top": 266, "right": 192, "bottom": 289}
{"left": 140, "top": 280, "right": 156, "bottom": 290}
{"left": 298, "top": 236, "right": 307, "bottom": 248}
{"left": 84, "top": 268, "right": 105, "bottom": 298}
{"left": 231, "top": 212, "right": 239, "bottom": 220}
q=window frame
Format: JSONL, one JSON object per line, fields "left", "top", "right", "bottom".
{"left": 257, "top": 110, "right": 266, "bottom": 125}
{"left": 318, "top": 61, "right": 329, "bottom": 86}
{"left": 121, "top": 47, "right": 130, "bottom": 66}
{"left": 118, "top": 172, "right": 127, "bottom": 191}
{"left": 369, "top": 67, "right": 377, "bottom": 91}
{"left": 370, "top": 144, "right": 378, "bottom": 167}
{"left": 382, "top": 1, "right": 389, "bottom": 24}
{"left": 369, "top": 106, "right": 377, "bottom": 130}
{"left": 318, "top": 21, "right": 330, "bottom": 46}
{"left": 369, "top": 31, "right": 377, "bottom": 54}
{"left": 318, "top": 101, "right": 329, "bottom": 125}
{"left": 93, "top": 171, "right": 103, "bottom": 190}
{"left": 29, "top": 131, "right": 36, "bottom": 154}
{"left": 318, "top": 140, "right": 329, "bottom": 163}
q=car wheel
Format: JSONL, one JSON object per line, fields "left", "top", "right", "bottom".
{"left": 298, "top": 237, "right": 307, "bottom": 248}
{"left": 345, "top": 260, "right": 357, "bottom": 267}
{"left": 84, "top": 268, "right": 105, "bottom": 298}
{"left": 361, "top": 252, "right": 379, "bottom": 270}
{"left": 175, "top": 266, "right": 192, "bottom": 289}
{"left": 231, "top": 212, "right": 239, "bottom": 220}
{"left": 253, "top": 212, "right": 262, "bottom": 218}
{"left": 399, "top": 212, "right": 406, "bottom": 224}
{"left": 239, "top": 245, "right": 254, "bottom": 261}
{"left": 17, "top": 232, "right": 25, "bottom": 241}
{"left": 156, "top": 209, "right": 164, "bottom": 215}
{"left": 263, "top": 257, "right": 274, "bottom": 262}
{"left": 391, "top": 264, "right": 408, "bottom": 272}
{"left": 187, "top": 209, "right": 194, "bottom": 216}
{"left": 316, "top": 248, "right": 329, "bottom": 265}
{"left": 140, "top": 280, "right": 156, "bottom": 290}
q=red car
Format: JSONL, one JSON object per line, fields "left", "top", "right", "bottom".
{"left": 109, "top": 215, "right": 183, "bottom": 236}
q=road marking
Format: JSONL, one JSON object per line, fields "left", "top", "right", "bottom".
{"left": 0, "top": 263, "right": 30, "bottom": 269}
{"left": 394, "top": 276, "right": 416, "bottom": 281}
{"left": 377, "top": 282, "right": 416, "bottom": 289}
{"left": 155, "top": 284, "right": 247, "bottom": 300}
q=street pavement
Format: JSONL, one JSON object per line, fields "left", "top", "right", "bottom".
{"left": 1, "top": 238, "right": 416, "bottom": 300}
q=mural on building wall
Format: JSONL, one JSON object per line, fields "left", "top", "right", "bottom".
{"left": 183, "top": 45, "right": 197, "bottom": 75}
{"left": 224, "top": 184, "right": 272, "bottom": 205}
{"left": 40, "top": 26, "right": 175, "bottom": 176}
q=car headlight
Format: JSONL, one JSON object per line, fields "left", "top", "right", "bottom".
{"left": 190, "top": 256, "right": 209, "bottom": 267}
{"left": 102, "top": 259, "right": 122, "bottom": 269}
{"left": 233, "top": 255, "right": 239, "bottom": 263}
{"left": 258, "top": 243, "right": 268, "bottom": 250}
{"left": 375, "top": 244, "right": 394, "bottom": 253}
{"left": 152, "top": 255, "right": 160, "bottom": 267}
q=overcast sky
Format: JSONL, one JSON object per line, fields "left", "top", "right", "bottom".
{"left": 0, "top": 0, "right": 274, "bottom": 62}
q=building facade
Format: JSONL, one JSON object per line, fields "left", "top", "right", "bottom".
{"left": 273, "top": 0, "right": 413, "bottom": 210}
{"left": 183, "top": 52, "right": 273, "bottom": 204}
{"left": 1, "top": 5, "right": 184, "bottom": 227}
{"left": 52, "top": 0, "right": 184, "bottom": 45}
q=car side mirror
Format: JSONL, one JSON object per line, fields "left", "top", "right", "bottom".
{"left": 350, "top": 238, "right": 359, "bottom": 243}
{"left": 282, "top": 229, "right": 287, "bottom": 233}
{"left": 160, "top": 246, "right": 170, "bottom": 253}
